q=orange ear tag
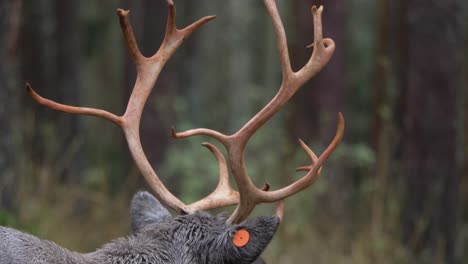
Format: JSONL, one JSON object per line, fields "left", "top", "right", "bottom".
{"left": 233, "top": 229, "right": 250, "bottom": 247}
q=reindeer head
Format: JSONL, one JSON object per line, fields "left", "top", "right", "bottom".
{"left": 26, "top": 0, "right": 344, "bottom": 262}
{"left": 126, "top": 191, "right": 278, "bottom": 263}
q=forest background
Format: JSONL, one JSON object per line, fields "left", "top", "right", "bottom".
{"left": 0, "top": 0, "right": 467, "bottom": 263}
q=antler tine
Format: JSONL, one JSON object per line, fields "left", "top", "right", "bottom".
{"left": 255, "top": 113, "right": 344, "bottom": 203}
{"left": 26, "top": 82, "right": 124, "bottom": 126}
{"left": 27, "top": 1, "right": 217, "bottom": 215}
{"left": 188, "top": 143, "right": 239, "bottom": 210}
{"left": 296, "top": 5, "right": 335, "bottom": 86}
{"left": 295, "top": 138, "right": 322, "bottom": 174}
{"left": 263, "top": 0, "right": 293, "bottom": 80}
{"left": 171, "top": 127, "right": 230, "bottom": 146}
{"left": 117, "top": 9, "right": 144, "bottom": 63}
{"left": 201, "top": 143, "right": 231, "bottom": 194}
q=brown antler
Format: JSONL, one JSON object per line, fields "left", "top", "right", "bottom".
{"left": 27, "top": 0, "right": 344, "bottom": 222}
{"left": 173, "top": 0, "right": 344, "bottom": 223}
{"left": 27, "top": 0, "right": 241, "bottom": 214}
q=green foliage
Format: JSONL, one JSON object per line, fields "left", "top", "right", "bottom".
{"left": 160, "top": 138, "right": 222, "bottom": 203}
{"left": 341, "top": 142, "right": 376, "bottom": 168}
{"left": 0, "top": 210, "right": 40, "bottom": 236}
{"left": 0, "top": 210, "right": 14, "bottom": 226}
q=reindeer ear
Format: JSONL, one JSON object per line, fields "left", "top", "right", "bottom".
{"left": 130, "top": 191, "right": 172, "bottom": 233}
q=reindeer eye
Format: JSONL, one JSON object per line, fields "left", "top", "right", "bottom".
{"left": 233, "top": 229, "right": 250, "bottom": 247}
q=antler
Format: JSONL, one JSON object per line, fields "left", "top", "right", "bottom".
{"left": 26, "top": 0, "right": 241, "bottom": 214}
{"left": 173, "top": 0, "right": 344, "bottom": 223}
{"left": 27, "top": 0, "right": 344, "bottom": 223}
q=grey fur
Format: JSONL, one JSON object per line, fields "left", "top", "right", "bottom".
{"left": 0, "top": 191, "right": 278, "bottom": 264}
{"left": 130, "top": 191, "right": 171, "bottom": 233}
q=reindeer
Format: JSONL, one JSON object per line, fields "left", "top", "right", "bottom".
{"left": 0, "top": 0, "right": 344, "bottom": 263}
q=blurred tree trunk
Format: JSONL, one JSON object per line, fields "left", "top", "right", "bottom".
{"left": 464, "top": 12, "right": 468, "bottom": 262}
{"left": 53, "top": 0, "right": 82, "bottom": 183}
{"left": 0, "top": 0, "right": 22, "bottom": 211}
{"left": 19, "top": 0, "right": 51, "bottom": 197}
{"left": 20, "top": 0, "right": 81, "bottom": 195}
{"left": 398, "top": 0, "right": 465, "bottom": 263}
{"left": 370, "top": 0, "right": 392, "bottom": 236}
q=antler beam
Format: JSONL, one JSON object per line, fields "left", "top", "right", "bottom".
{"left": 173, "top": 0, "right": 343, "bottom": 224}
{"left": 27, "top": 0, "right": 240, "bottom": 214}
